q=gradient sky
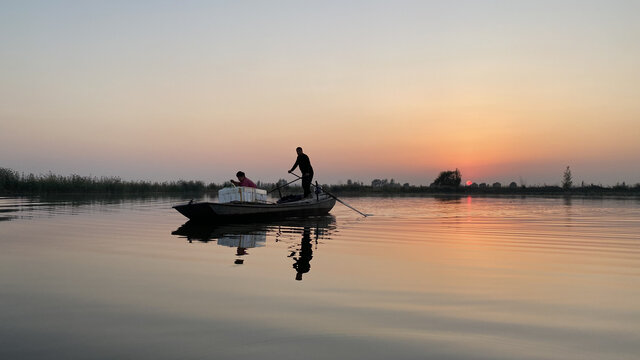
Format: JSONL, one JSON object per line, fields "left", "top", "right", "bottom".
{"left": 1, "top": 1, "right": 639, "bottom": 185}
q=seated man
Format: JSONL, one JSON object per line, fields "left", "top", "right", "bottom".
{"left": 230, "top": 171, "right": 257, "bottom": 188}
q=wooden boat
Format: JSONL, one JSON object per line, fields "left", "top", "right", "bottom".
{"left": 172, "top": 194, "right": 337, "bottom": 222}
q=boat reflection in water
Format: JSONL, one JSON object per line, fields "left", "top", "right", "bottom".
{"left": 171, "top": 215, "right": 336, "bottom": 277}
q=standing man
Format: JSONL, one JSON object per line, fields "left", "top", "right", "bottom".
{"left": 288, "top": 147, "right": 314, "bottom": 198}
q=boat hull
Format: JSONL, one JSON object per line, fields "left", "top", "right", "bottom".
{"left": 173, "top": 197, "right": 337, "bottom": 222}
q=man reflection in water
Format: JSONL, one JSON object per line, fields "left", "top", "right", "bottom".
{"left": 293, "top": 227, "right": 313, "bottom": 281}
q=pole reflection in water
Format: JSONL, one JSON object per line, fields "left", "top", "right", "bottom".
{"left": 171, "top": 216, "right": 335, "bottom": 276}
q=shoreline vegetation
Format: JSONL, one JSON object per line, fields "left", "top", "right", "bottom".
{"left": 1, "top": 167, "right": 639, "bottom": 197}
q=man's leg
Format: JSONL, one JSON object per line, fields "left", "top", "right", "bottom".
{"left": 302, "top": 176, "right": 312, "bottom": 197}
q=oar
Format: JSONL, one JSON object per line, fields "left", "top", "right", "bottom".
{"left": 267, "top": 177, "right": 301, "bottom": 194}
{"left": 290, "top": 173, "right": 369, "bottom": 217}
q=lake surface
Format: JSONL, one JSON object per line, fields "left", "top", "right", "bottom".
{"left": 1, "top": 195, "right": 640, "bottom": 359}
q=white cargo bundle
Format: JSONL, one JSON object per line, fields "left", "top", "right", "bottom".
{"left": 217, "top": 233, "right": 267, "bottom": 248}
{"left": 218, "top": 186, "right": 268, "bottom": 203}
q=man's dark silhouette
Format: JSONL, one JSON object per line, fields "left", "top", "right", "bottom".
{"left": 288, "top": 147, "right": 314, "bottom": 198}
{"left": 293, "top": 227, "right": 313, "bottom": 281}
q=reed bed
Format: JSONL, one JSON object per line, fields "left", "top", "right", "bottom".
{"left": 0, "top": 168, "right": 215, "bottom": 195}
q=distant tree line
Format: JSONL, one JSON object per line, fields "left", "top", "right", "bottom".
{"left": 2, "top": 166, "right": 639, "bottom": 196}
{"left": 324, "top": 180, "right": 640, "bottom": 196}
{"left": 323, "top": 167, "right": 640, "bottom": 196}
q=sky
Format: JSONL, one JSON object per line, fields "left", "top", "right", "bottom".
{"left": 1, "top": 0, "right": 639, "bottom": 186}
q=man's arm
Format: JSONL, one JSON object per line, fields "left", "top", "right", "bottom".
{"left": 288, "top": 158, "right": 299, "bottom": 173}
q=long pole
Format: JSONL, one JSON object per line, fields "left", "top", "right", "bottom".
{"left": 267, "top": 177, "right": 301, "bottom": 194}
{"left": 290, "top": 173, "right": 369, "bottom": 217}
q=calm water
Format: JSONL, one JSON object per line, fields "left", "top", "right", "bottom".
{"left": 1, "top": 195, "right": 640, "bottom": 359}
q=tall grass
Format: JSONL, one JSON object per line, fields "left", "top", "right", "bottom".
{"left": 0, "top": 167, "right": 218, "bottom": 195}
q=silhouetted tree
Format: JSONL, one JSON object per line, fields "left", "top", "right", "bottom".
{"left": 431, "top": 169, "right": 461, "bottom": 187}
{"left": 562, "top": 166, "right": 573, "bottom": 190}
{"left": 371, "top": 179, "right": 389, "bottom": 187}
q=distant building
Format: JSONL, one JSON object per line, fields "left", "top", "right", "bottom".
{"left": 479, "top": 183, "right": 487, "bottom": 188}
{"left": 469, "top": 182, "right": 479, "bottom": 188}
{"left": 509, "top": 182, "right": 518, "bottom": 188}
{"left": 492, "top": 182, "right": 501, "bottom": 188}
